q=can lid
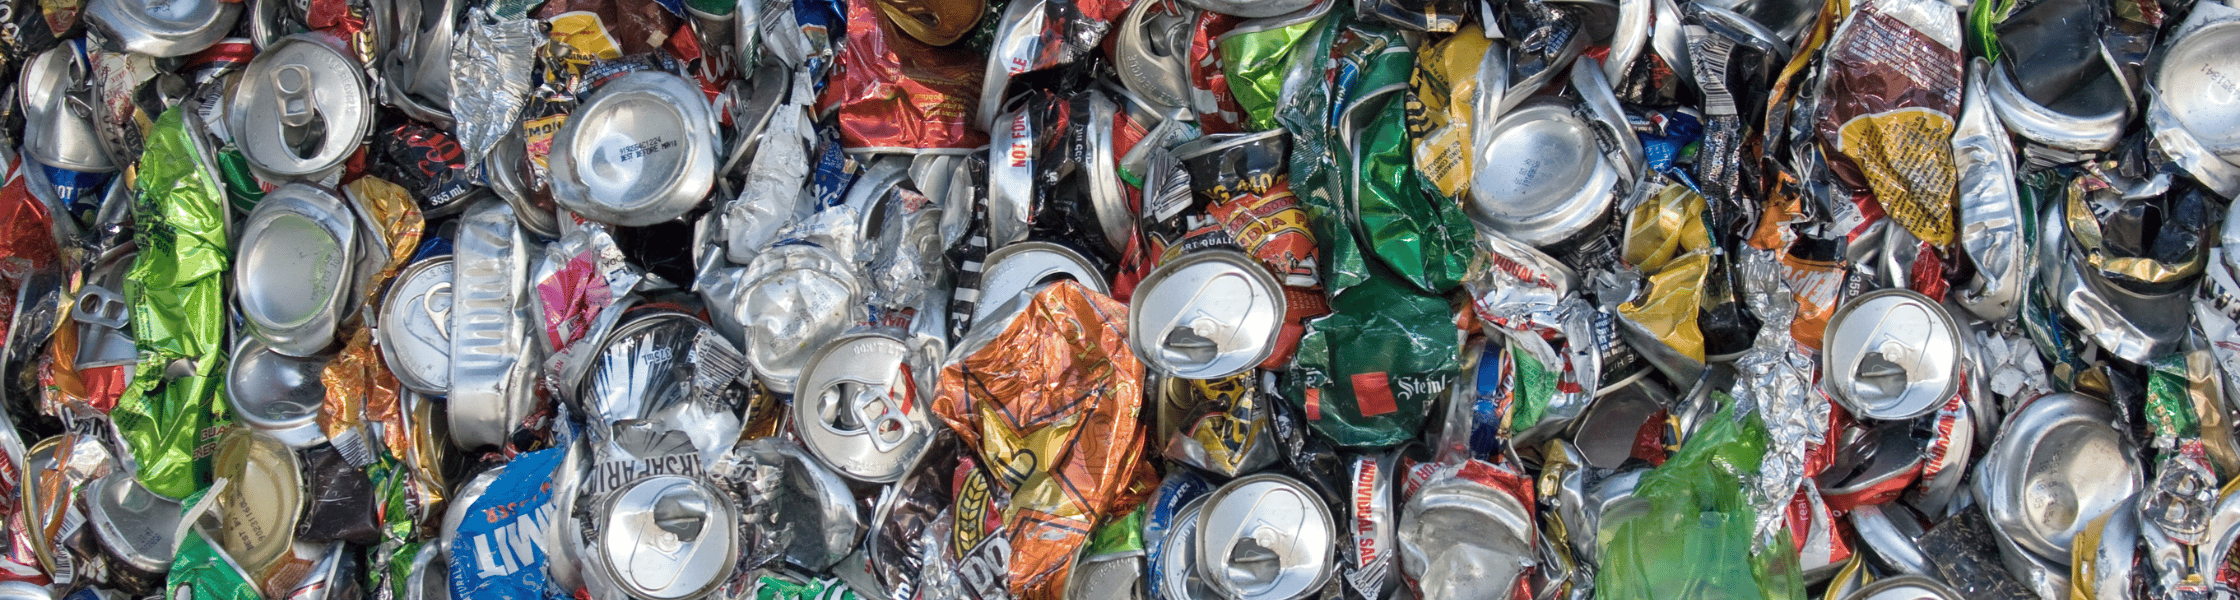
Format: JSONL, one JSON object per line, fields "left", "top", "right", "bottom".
{"left": 1467, "top": 99, "right": 1623, "bottom": 247}
{"left": 1157, "top": 497, "right": 1216, "bottom": 600}
{"left": 211, "top": 428, "right": 306, "bottom": 574}
{"left": 227, "top": 33, "right": 372, "bottom": 180}
{"left": 83, "top": 0, "right": 242, "bottom": 57}
{"left": 1819, "top": 289, "right": 1961, "bottom": 421}
{"left": 235, "top": 183, "right": 360, "bottom": 357}
{"left": 1975, "top": 392, "right": 2140, "bottom": 564}
{"left": 1195, "top": 474, "right": 1335, "bottom": 600}
{"left": 794, "top": 332, "right": 936, "bottom": 483}
{"left": 379, "top": 255, "right": 456, "bottom": 395}
{"left": 83, "top": 472, "right": 183, "bottom": 575}
{"left": 18, "top": 45, "right": 116, "bottom": 174}
{"left": 1839, "top": 575, "right": 1962, "bottom": 600}
{"left": 2155, "top": 9, "right": 2240, "bottom": 163}
{"left": 1129, "top": 250, "right": 1284, "bottom": 380}
{"left": 224, "top": 338, "right": 331, "bottom": 448}
{"left": 597, "top": 475, "right": 739, "bottom": 600}
{"left": 550, "top": 71, "right": 719, "bottom": 227}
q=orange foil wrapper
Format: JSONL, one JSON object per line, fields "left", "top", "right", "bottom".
{"left": 821, "top": 0, "right": 988, "bottom": 152}
{"left": 933, "top": 281, "right": 1155, "bottom": 600}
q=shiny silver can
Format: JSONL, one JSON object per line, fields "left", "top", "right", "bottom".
{"left": 18, "top": 44, "right": 116, "bottom": 174}
{"left": 450, "top": 198, "right": 540, "bottom": 450}
{"left": 211, "top": 428, "right": 306, "bottom": 576}
{"left": 1819, "top": 289, "right": 1962, "bottom": 421}
{"left": 793, "top": 332, "right": 938, "bottom": 483}
{"left": 1196, "top": 473, "right": 1335, "bottom": 600}
{"left": 1397, "top": 475, "right": 1537, "bottom": 600}
{"left": 378, "top": 255, "right": 455, "bottom": 395}
{"left": 224, "top": 338, "right": 331, "bottom": 448}
{"left": 1467, "top": 98, "right": 1625, "bottom": 248}
{"left": 236, "top": 183, "right": 361, "bottom": 357}
{"left": 226, "top": 33, "right": 373, "bottom": 181}
{"left": 549, "top": 71, "right": 720, "bottom": 227}
{"left": 80, "top": 473, "right": 183, "bottom": 581}
{"left": 83, "top": 0, "right": 242, "bottom": 57}
{"left": 1973, "top": 392, "right": 2141, "bottom": 566}
{"left": 1129, "top": 249, "right": 1284, "bottom": 380}
{"left": 738, "top": 242, "right": 867, "bottom": 395}
{"left": 1115, "top": 0, "right": 1197, "bottom": 111}
{"left": 2154, "top": 4, "right": 2240, "bottom": 163}
{"left": 588, "top": 475, "right": 739, "bottom": 600}
{"left": 1158, "top": 496, "right": 1218, "bottom": 600}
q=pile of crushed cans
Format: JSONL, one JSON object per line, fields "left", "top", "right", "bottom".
{"left": 4, "top": 0, "right": 2240, "bottom": 595}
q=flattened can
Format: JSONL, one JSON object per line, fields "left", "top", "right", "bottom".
{"left": 1397, "top": 470, "right": 1537, "bottom": 600}
{"left": 1973, "top": 392, "right": 2141, "bottom": 565}
{"left": 378, "top": 255, "right": 456, "bottom": 395}
{"left": 1128, "top": 249, "right": 1284, "bottom": 380}
{"left": 1157, "top": 496, "right": 1218, "bottom": 600}
{"left": 1195, "top": 473, "right": 1336, "bottom": 600}
{"left": 224, "top": 338, "right": 331, "bottom": 448}
{"left": 235, "top": 183, "right": 361, "bottom": 357}
{"left": 211, "top": 428, "right": 305, "bottom": 577}
{"left": 82, "top": 0, "right": 242, "bottom": 57}
{"left": 737, "top": 242, "right": 869, "bottom": 395}
{"left": 585, "top": 475, "right": 739, "bottom": 600}
{"left": 225, "top": 33, "right": 373, "bottom": 181}
{"left": 79, "top": 472, "right": 183, "bottom": 582}
{"left": 1820, "top": 289, "right": 1962, "bottom": 421}
{"left": 793, "top": 332, "right": 938, "bottom": 483}
{"left": 18, "top": 43, "right": 117, "bottom": 175}
{"left": 450, "top": 198, "right": 540, "bottom": 450}
{"left": 548, "top": 71, "right": 720, "bottom": 227}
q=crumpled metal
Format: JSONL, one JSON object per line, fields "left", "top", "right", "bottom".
{"left": 709, "top": 436, "right": 863, "bottom": 574}
{"left": 450, "top": 10, "right": 543, "bottom": 170}
{"left": 1466, "top": 229, "right": 1598, "bottom": 434}
{"left": 110, "top": 106, "right": 231, "bottom": 499}
{"left": 1951, "top": 60, "right": 2028, "bottom": 321}
{"left": 725, "top": 75, "right": 818, "bottom": 265}
{"left": 1728, "top": 247, "right": 1827, "bottom": 548}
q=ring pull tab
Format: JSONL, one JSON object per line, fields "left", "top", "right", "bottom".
{"left": 272, "top": 64, "right": 328, "bottom": 158}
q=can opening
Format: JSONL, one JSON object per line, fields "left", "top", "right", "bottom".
{"left": 1222, "top": 533, "right": 1283, "bottom": 594}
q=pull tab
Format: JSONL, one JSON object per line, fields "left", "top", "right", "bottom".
{"left": 74, "top": 285, "right": 130, "bottom": 329}
{"left": 274, "top": 64, "right": 315, "bottom": 128}
{"left": 418, "top": 281, "right": 453, "bottom": 342}
{"left": 851, "top": 367, "right": 915, "bottom": 453}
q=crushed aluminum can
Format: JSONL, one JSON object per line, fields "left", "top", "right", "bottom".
{"left": 223, "top": 339, "right": 331, "bottom": 449}
{"left": 1983, "top": 56, "right": 2127, "bottom": 154}
{"left": 2152, "top": 4, "right": 2240, "bottom": 164}
{"left": 1195, "top": 473, "right": 1335, "bottom": 600}
{"left": 235, "top": 183, "right": 363, "bottom": 357}
{"left": 1951, "top": 59, "right": 2029, "bottom": 322}
{"left": 18, "top": 43, "right": 117, "bottom": 175}
{"left": 1340, "top": 452, "right": 1397, "bottom": 600}
{"left": 1114, "top": 0, "right": 1198, "bottom": 112}
{"left": 792, "top": 331, "right": 940, "bottom": 483}
{"left": 1973, "top": 392, "right": 2142, "bottom": 567}
{"left": 549, "top": 71, "right": 722, "bottom": 228}
{"left": 1129, "top": 249, "right": 1285, "bottom": 380}
{"left": 1819, "top": 289, "right": 1963, "bottom": 421}
{"left": 583, "top": 475, "right": 740, "bottom": 600}
{"left": 225, "top": 33, "right": 374, "bottom": 181}
{"left": 2039, "top": 201, "right": 2191, "bottom": 363}
{"left": 1143, "top": 471, "right": 1214, "bottom": 600}
{"left": 449, "top": 198, "right": 542, "bottom": 451}
{"left": 1466, "top": 98, "right": 1626, "bottom": 248}
{"left": 736, "top": 242, "right": 869, "bottom": 395}
{"left": 2072, "top": 494, "right": 2140, "bottom": 600}
{"left": 1155, "top": 373, "right": 1279, "bottom": 477}
{"left": 1396, "top": 466, "right": 1535, "bottom": 600}
{"left": 209, "top": 428, "right": 306, "bottom": 579}
{"left": 78, "top": 472, "right": 181, "bottom": 584}
{"left": 81, "top": 0, "right": 240, "bottom": 58}
{"left": 1839, "top": 574, "right": 1962, "bottom": 600}
{"left": 378, "top": 255, "right": 456, "bottom": 396}
{"left": 709, "top": 438, "right": 863, "bottom": 573}
{"left": 376, "top": 0, "right": 465, "bottom": 126}
{"left": 405, "top": 545, "right": 453, "bottom": 600}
